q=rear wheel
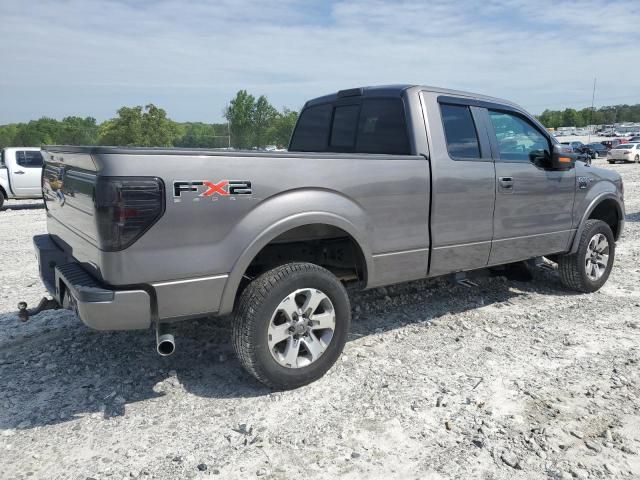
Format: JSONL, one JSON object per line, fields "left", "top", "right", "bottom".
{"left": 232, "top": 262, "right": 351, "bottom": 389}
{"left": 558, "top": 220, "right": 614, "bottom": 293}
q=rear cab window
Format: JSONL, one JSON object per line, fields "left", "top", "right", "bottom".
{"left": 290, "top": 97, "right": 411, "bottom": 155}
{"left": 440, "top": 104, "right": 481, "bottom": 159}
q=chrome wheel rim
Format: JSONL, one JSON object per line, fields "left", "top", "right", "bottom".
{"left": 268, "top": 288, "right": 336, "bottom": 368}
{"left": 585, "top": 233, "right": 609, "bottom": 281}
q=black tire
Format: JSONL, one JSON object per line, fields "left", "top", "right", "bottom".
{"left": 558, "top": 219, "right": 615, "bottom": 293}
{"left": 0, "top": 192, "right": 4, "bottom": 210}
{"left": 232, "top": 262, "right": 351, "bottom": 389}
{"left": 635, "top": 154, "right": 639, "bottom": 164}
{"left": 607, "top": 160, "right": 615, "bottom": 164}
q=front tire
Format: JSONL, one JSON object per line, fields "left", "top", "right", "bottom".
{"left": 635, "top": 154, "right": 639, "bottom": 163}
{"left": 558, "top": 220, "right": 614, "bottom": 293}
{"left": 0, "top": 193, "right": 4, "bottom": 210}
{"left": 232, "top": 262, "right": 351, "bottom": 389}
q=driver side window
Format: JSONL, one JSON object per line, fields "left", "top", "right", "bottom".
{"left": 488, "top": 110, "right": 550, "bottom": 163}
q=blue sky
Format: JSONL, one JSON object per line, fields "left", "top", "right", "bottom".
{"left": 1, "top": 0, "right": 639, "bottom": 124}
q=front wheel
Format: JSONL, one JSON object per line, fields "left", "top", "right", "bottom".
{"left": 232, "top": 262, "right": 351, "bottom": 389}
{"left": 635, "top": 154, "right": 639, "bottom": 163}
{"left": 558, "top": 220, "right": 614, "bottom": 293}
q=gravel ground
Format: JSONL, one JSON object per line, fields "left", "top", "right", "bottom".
{"left": 1, "top": 159, "right": 639, "bottom": 480}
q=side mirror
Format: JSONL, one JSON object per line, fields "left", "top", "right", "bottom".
{"left": 550, "top": 144, "right": 576, "bottom": 170}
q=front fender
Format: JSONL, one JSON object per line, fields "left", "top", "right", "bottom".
{"left": 217, "top": 188, "right": 373, "bottom": 315}
{"left": 569, "top": 191, "right": 625, "bottom": 254}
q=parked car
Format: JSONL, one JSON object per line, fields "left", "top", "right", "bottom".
{"left": 607, "top": 143, "right": 640, "bottom": 163}
{"left": 24, "top": 85, "right": 625, "bottom": 389}
{"left": 577, "top": 143, "right": 609, "bottom": 159}
{"left": 601, "top": 139, "right": 623, "bottom": 150}
{"left": 560, "top": 141, "right": 584, "bottom": 151}
{"left": 0, "top": 147, "right": 44, "bottom": 209}
{"left": 628, "top": 136, "right": 640, "bottom": 143}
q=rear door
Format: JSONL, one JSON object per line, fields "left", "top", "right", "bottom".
{"left": 484, "top": 108, "right": 575, "bottom": 265}
{"left": 423, "top": 94, "right": 496, "bottom": 276}
{"left": 10, "top": 150, "right": 43, "bottom": 197}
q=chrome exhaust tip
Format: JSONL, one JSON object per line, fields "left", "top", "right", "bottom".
{"left": 156, "top": 323, "right": 175, "bottom": 356}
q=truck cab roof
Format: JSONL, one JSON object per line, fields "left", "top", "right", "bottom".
{"left": 304, "top": 84, "right": 520, "bottom": 111}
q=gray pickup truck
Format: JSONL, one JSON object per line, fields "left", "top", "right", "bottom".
{"left": 26, "top": 85, "right": 624, "bottom": 389}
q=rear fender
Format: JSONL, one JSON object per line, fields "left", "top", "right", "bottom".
{"left": 217, "top": 188, "right": 373, "bottom": 315}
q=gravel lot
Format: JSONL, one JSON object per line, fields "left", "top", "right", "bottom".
{"left": 1, "top": 158, "right": 639, "bottom": 480}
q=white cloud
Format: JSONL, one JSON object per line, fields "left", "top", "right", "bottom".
{"left": 0, "top": 0, "right": 638, "bottom": 123}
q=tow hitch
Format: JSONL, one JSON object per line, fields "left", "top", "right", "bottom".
{"left": 17, "top": 297, "right": 60, "bottom": 322}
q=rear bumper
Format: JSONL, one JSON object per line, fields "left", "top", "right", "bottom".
{"left": 34, "top": 234, "right": 151, "bottom": 330}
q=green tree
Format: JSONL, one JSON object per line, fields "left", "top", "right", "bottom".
{"left": 175, "top": 123, "right": 224, "bottom": 148}
{"left": 268, "top": 108, "right": 298, "bottom": 147}
{"left": 98, "top": 106, "right": 144, "bottom": 145}
{"left": 0, "top": 124, "right": 19, "bottom": 149}
{"left": 141, "top": 104, "right": 179, "bottom": 147}
{"left": 224, "top": 90, "right": 256, "bottom": 149}
{"left": 59, "top": 116, "right": 99, "bottom": 145}
{"left": 253, "top": 95, "right": 278, "bottom": 148}
{"left": 562, "top": 108, "right": 580, "bottom": 128}
{"left": 98, "top": 104, "right": 178, "bottom": 147}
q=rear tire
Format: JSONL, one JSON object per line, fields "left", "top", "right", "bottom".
{"left": 232, "top": 262, "right": 351, "bottom": 389}
{"left": 0, "top": 193, "right": 4, "bottom": 210}
{"left": 558, "top": 220, "right": 614, "bottom": 293}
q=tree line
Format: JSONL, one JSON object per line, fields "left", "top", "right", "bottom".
{"left": 0, "top": 90, "right": 298, "bottom": 150}
{"left": 536, "top": 104, "right": 640, "bottom": 129}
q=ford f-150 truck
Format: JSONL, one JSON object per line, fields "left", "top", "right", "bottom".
{"left": 1, "top": 147, "right": 44, "bottom": 209}
{"left": 26, "top": 85, "right": 625, "bottom": 389}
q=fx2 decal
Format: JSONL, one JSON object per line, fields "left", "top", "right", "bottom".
{"left": 173, "top": 180, "right": 252, "bottom": 202}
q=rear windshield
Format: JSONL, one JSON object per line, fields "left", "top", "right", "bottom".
{"left": 613, "top": 144, "right": 635, "bottom": 149}
{"left": 289, "top": 97, "right": 411, "bottom": 155}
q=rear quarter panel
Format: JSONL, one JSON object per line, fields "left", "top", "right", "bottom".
{"left": 84, "top": 152, "right": 431, "bottom": 297}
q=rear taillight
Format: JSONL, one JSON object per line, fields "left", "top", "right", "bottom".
{"left": 95, "top": 177, "right": 165, "bottom": 251}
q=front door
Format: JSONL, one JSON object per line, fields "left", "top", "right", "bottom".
{"left": 485, "top": 109, "right": 575, "bottom": 265}
{"left": 11, "top": 150, "right": 43, "bottom": 197}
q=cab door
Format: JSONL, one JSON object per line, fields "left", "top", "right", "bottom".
{"left": 423, "top": 94, "right": 497, "bottom": 276}
{"left": 484, "top": 109, "right": 575, "bottom": 265}
{"left": 10, "top": 150, "right": 43, "bottom": 197}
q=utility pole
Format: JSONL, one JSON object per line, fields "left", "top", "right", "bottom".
{"left": 589, "top": 77, "right": 596, "bottom": 143}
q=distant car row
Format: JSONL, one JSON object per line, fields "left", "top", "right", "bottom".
{"left": 560, "top": 139, "right": 640, "bottom": 163}
{"left": 554, "top": 128, "right": 640, "bottom": 138}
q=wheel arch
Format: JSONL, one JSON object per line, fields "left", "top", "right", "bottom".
{"left": 570, "top": 193, "right": 624, "bottom": 254}
{"left": 218, "top": 210, "right": 373, "bottom": 316}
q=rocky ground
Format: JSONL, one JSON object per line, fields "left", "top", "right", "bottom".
{"left": 1, "top": 158, "right": 639, "bottom": 480}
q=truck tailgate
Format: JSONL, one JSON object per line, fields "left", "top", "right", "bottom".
{"left": 42, "top": 150, "right": 99, "bottom": 243}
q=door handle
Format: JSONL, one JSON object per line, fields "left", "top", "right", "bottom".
{"left": 499, "top": 176, "right": 514, "bottom": 187}
{"left": 14, "top": 170, "right": 25, "bottom": 175}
